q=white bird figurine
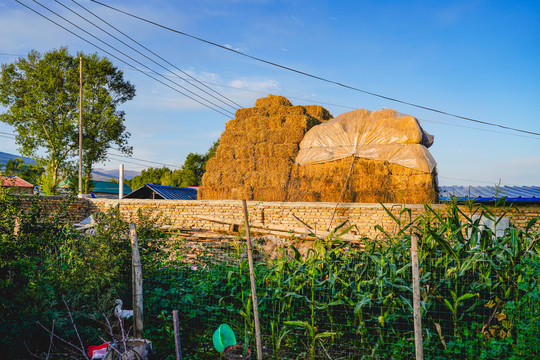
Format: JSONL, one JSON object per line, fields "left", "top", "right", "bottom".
{"left": 114, "top": 299, "right": 133, "bottom": 319}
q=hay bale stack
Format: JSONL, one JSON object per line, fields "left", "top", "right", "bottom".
{"left": 287, "top": 158, "right": 438, "bottom": 203}
{"left": 200, "top": 95, "right": 438, "bottom": 204}
{"left": 289, "top": 107, "right": 438, "bottom": 204}
{"left": 198, "top": 95, "right": 332, "bottom": 201}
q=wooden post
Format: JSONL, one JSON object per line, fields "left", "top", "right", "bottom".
{"left": 78, "top": 56, "right": 83, "bottom": 197}
{"left": 173, "top": 310, "right": 183, "bottom": 360}
{"left": 242, "top": 200, "right": 263, "bottom": 360}
{"left": 14, "top": 217, "right": 20, "bottom": 236}
{"left": 129, "top": 223, "right": 144, "bottom": 338}
{"left": 411, "top": 234, "right": 424, "bottom": 360}
{"left": 119, "top": 164, "right": 124, "bottom": 200}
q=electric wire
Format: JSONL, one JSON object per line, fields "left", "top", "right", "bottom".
{"left": 59, "top": 0, "right": 240, "bottom": 111}
{"left": 418, "top": 118, "right": 540, "bottom": 140}
{"left": 1, "top": 127, "right": 179, "bottom": 168}
{"left": 31, "top": 0, "right": 235, "bottom": 117}
{"left": 104, "top": 154, "right": 174, "bottom": 169}
{"left": 438, "top": 176, "right": 515, "bottom": 186}
{"left": 70, "top": 0, "right": 241, "bottom": 109}
{"left": 0, "top": 53, "right": 24, "bottom": 57}
{"left": 15, "top": 0, "right": 234, "bottom": 118}
{"left": 90, "top": 0, "right": 540, "bottom": 138}
{"left": 104, "top": 157, "right": 155, "bottom": 169}
{"left": 0, "top": 131, "right": 16, "bottom": 138}
{"left": 106, "top": 152, "right": 182, "bottom": 169}
{"left": 0, "top": 129, "right": 527, "bottom": 186}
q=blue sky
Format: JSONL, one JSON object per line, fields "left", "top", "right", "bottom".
{"left": 1, "top": 0, "right": 539, "bottom": 186}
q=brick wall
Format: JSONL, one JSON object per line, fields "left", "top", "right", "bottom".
{"left": 10, "top": 195, "right": 91, "bottom": 223}
{"left": 9, "top": 195, "right": 538, "bottom": 239}
{"left": 88, "top": 199, "right": 540, "bottom": 240}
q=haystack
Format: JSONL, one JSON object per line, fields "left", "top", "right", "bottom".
{"left": 289, "top": 108, "right": 438, "bottom": 203}
{"left": 198, "top": 95, "right": 332, "bottom": 201}
{"left": 199, "top": 95, "right": 438, "bottom": 204}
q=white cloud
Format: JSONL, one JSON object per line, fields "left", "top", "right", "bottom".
{"left": 223, "top": 43, "right": 248, "bottom": 52}
{"left": 229, "top": 79, "right": 280, "bottom": 92}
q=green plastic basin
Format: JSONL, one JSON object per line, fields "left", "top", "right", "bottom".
{"left": 212, "top": 324, "right": 237, "bottom": 353}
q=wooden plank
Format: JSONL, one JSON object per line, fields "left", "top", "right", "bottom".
{"left": 194, "top": 215, "right": 361, "bottom": 242}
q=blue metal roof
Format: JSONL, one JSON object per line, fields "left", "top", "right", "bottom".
{"left": 147, "top": 184, "right": 197, "bottom": 200}
{"left": 439, "top": 185, "right": 540, "bottom": 203}
{"left": 93, "top": 181, "right": 132, "bottom": 195}
{"left": 124, "top": 184, "right": 198, "bottom": 200}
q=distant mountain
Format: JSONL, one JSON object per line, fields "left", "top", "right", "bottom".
{"left": 92, "top": 168, "right": 141, "bottom": 181}
{"left": 0, "top": 151, "right": 140, "bottom": 180}
{"left": 0, "top": 151, "right": 37, "bottom": 166}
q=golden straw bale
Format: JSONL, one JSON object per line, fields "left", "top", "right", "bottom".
{"left": 199, "top": 94, "right": 437, "bottom": 203}
{"left": 274, "top": 143, "right": 298, "bottom": 158}
{"left": 286, "top": 157, "right": 437, "bottom": 204}
{"left": 235, "top": 107, "right": 260, "bottom": 121}
{"left": 303, "top": 105, "right": 333, "bottom": 122}
{"left": 254, "top": 142, "right": 272, "bottom": 158}
{"left": 255, "top": 94, "right": 292, "bottom": 108}
{"left": 224, "top": 118, "right": 245, "bottom": 133}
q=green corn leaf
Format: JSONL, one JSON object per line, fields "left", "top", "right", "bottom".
{"left": 290, "top": 245, "right": 302, "bottom": 261}
{"left": 396, "top": 263, "right": 412, "bottom": 275}
{"left": 284, "top": 320, "right": 310, "bottom": 329}
{"left": 315, "top": 331, "right": 339, "bottom": 340}
{"left": 456, "top": 293, "right": 478, "bottom": 305}
{"left": 378, "top": 201, "right": 400, "bottom": 226}
{"left": 526, "top": 217, "right": 539, "bottom": 233}
{"left": 459, "top": 253, "right": 483, "bottom": 275}
{"left": 428, "top": 230, "right": 459, "bottom": 261}
{"left": 327, "top": 299, "right": 345, "bottom": 306}
{"left": 443, "top": 299, "right": 454, "bottom": 313}
{"left": 354, "top": 297, "right": 371, "bottom": 314}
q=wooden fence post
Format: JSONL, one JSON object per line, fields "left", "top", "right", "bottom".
{"left": 129, "top": 223, "right": 144, "bottom": 338}
{"left": 173, "top": 310, "right": 183, "bottom": 360}
{"left": 242, "top": 200, "right": 263, "bottom": 360}
{"left": 411, "top": 234, "right": 424, "bottom": 360}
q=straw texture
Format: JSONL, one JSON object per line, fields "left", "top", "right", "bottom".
{"left": 199, "top": 95, "right": 438, "bottom": 204}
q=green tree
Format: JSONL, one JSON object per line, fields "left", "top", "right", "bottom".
{"left": 176, "top": 139, "right": 220, "bottom": 186}
{"left": 3, "top": 158, "right": 45, "bottom": 185}
{"left": 126, "top": 139, "right": 220, "bottom": 188}
{"left": 126, "top": 167, "right": 172, "bottom": 190}
{"left": 0, "top": 48, "right": 135, "bottom": 194}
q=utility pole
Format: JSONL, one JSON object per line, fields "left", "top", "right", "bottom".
{"left": 78, "top": 56, "right": 83, "bottom": 197}
{"left": 119, "top": 164, "right": 124, "bottom": 199}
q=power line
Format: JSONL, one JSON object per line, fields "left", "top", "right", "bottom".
{"left": 106, "top": 152, "right": 182, "bottom": 169}
{"left": 0, "top": 53, "right": 24, "bottom": 57}
{"left": 16, "top": 0, "right": 234, "bottom": 118}
{"left": 58, "top": 0, "right": 240, "bottom": 112}
{"left": 70, "top": 0, "right": 241, "bottom": 109}
{"left": 103, "top": 155, "right": 170, "bottom": 169}
{"left": 0, "top": 131, "right": 16, "bottom": 138}
{"left": 102, "top": 157, "right": 154, "bottom": 169}
{"left": 419, "top": 118, "right": 540, "bottom": 140}
{"left": 2, "top": 127, "right": 180, "bottom": 168}
{"left": 438, "top": 176, "right": 515, "bottom": 186}
{"left": 90, "top": 0, "right": 540, "bottom": 138}
{"left": 31, "top": 0, "right": 235, "bottom": 117}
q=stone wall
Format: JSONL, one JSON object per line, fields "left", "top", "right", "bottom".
{"left": 88, "top": 199, "right": 540, "bottom": 240}
{"left": 10, "top": 195, "right": 538, "bottom": 239}
{"left": 10, "top": 195, "right": 91, "bottom": 223}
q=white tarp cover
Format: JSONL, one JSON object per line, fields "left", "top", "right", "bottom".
{"left": 295, "top": 108, "right": 437, "bottom": 173}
